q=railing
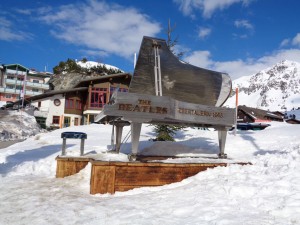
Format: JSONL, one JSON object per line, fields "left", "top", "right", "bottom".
{"left": 0, "top": 87, "right": 43, "bottom": 96}
{"left": 26, "top": 82, "right": 49, "bottom": 90}
{"left": 0, "top": 87, "right": 17, "bottom": 94}
{"left": 5, "top": 78, "right": 49, "bottom": 90}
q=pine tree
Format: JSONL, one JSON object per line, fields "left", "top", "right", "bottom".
{"left": 52, "top": 58, "right": 122, "bottom": 75}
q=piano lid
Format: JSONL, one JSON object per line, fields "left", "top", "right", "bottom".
{"left": 129, "top": 36, "right": 232, "bottom": 107}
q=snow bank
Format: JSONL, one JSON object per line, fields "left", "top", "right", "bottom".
{"left": 0, "top": 110, "right": 43, "bottom": 141}
{"left": 0, "top": 122, "right": 300, "bottom": 224}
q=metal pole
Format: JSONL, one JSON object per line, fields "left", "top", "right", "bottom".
{"left": 111, "top": 121, "right": 115, "bottom": 149}
{"left": 234, "top": 87, "right": 238, "bottom": 135}
{"left": 80, "top": 139, "right": 85, "bottom": 156}
{"left": 157, "top": 47, "right": 162, "bottom": 96}
{"left": 154, "top": 46, "right": 159, "bottom": 96}
{"left": 62, "top": 138, "right": 66, "bottom": 156}
{"left": 21, "top": 69, "right": 27, "bottom": 109}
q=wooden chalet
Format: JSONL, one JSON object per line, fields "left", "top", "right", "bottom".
{"left": 16, "top": 73, "right": 132, "bottom": 129}
{"left": 237, "top": 105, "right": 284, "bottom": 123}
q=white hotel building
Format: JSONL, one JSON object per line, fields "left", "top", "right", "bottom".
{"left": 0, "top": 64, "right": 51, "bottom": 105}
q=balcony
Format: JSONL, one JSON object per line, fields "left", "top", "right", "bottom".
{"left": 26, "top": 82, "right": 49, "bottom": 90}
{"left": 0, "top": 87, "right": 43, "bottom": 96}
{"left": 5, "top": 78, "right": 22, "bottom": 86}
{"left": 0, "top": 87, "right": 18, "bottom": 94}
{"left": 5, "top": 78, "right": 49, "bottom": 90}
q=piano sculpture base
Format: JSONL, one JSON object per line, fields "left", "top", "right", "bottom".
{"left": 96, "top": 92, "right": 235, "bottom": 160}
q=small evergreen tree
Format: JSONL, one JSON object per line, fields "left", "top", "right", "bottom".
{"left": 153, "top": 124, "right": 183, "bottom": 141}
{"left": 81, "top": 57, "right": 88, "bottom": 63}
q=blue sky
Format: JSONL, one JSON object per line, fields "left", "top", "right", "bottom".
{"left": 1, "top": 0, "right": 300, "bottom": 79}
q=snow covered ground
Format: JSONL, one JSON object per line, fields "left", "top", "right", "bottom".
{"left": 0, "top": 121, "right": 300, "bottom": 225}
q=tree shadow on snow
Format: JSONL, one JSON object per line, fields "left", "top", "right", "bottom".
{"left": 0, "top": 144, "right": 74, "bottom": 176}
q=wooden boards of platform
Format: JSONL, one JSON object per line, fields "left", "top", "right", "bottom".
{"left": 56, "top": 157, "right": 89, "bottom": 178}
{"left": 90, "top": 161, "right": 228, "bottom": 194}
{"left": 56, "top": 157, "right": 250, "bottom": 194}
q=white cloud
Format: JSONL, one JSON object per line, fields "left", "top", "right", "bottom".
{"left": 183, "top": 50, "right": 213, "bottom": 68}
{"left": 198, "top": 27, "right": 211, "bottom": 39}
{"left": 0, "top": 16, "right": 33, "bottom": 41}
{"left": 279, "top": 33, "right": 300, "bottom": 48}
{"left": 183, "top": 48, "right": 300, "bottom": 80}
{"left": 280, "top": 38, "right": 290, "bottom": 47}
{"left": 14, "top": 9, "right": 32, "bottom": 15}
{"left": 292, "top": 33, "right": 300, "bottom": 46}
{"left": 234, "top": 19, "right": 253, "bottom": 30}
{"left": 37, "top": 0, "right": 161, "bottom": 59}
{"left": 174, "top": 0, "right": 252, "bottom": 18}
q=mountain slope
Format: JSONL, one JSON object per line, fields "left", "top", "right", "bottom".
{"left": 226, "top": 60, "right": 300, "bottom": 111}
{"left": 49, "top": 60, "right": 123, "bottom": 90}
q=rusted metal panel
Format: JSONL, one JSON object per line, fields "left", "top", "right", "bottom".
{"left": 97, "top": 92, "right": 235, "bottom": 127}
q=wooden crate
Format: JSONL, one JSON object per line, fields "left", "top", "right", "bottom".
{"left": 56, "top": 156, "right": 90, "bottom": 178}
{"left": 90, "top": 161, "right": 227, "bottom": 194}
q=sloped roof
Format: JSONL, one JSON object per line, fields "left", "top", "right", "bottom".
{"left": 13, "top": 87, "right": 88, "bottom": 105}
{"left": 4, "top": 64, "right": 29, "bottom": 72}
{"left": 74, "top": 73, "right": 132, "bottom": 88}
{"left": 286, "top": 118, "right": 300, "bottom": 124}
{"left": 238, "top": 105, "right": 283, "bottom": 120}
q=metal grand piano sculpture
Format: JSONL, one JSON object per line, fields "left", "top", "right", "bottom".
{"left": 95, "top": 36, "right": 235, "bottom": 160}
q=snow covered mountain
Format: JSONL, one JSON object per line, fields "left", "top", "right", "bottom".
{"left": 76, "top": 60, "right": 122, "bottom": 72}
{"left": 226, "top": 60, "right": 300, "bottom": 111}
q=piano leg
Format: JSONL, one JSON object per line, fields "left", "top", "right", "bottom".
{"left": 115, "top": 124, "right": 124, "bottom": 154}
{"left": 129, "top": 122, "right": 142, "bottom": 161}
{"left": 218, "top": 129, "right": 228, "bottom": 159}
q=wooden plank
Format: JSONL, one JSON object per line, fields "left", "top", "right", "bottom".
{"left": 90, "top": 165, "right": 116, "bottom": 194}
{"left": 115, "top": 166, "right": 184, "bottom": 186}
{"left": 56, "top": 159, "right": 89, "bottom": 178}
{"left": 89, "top": 161, "right": 250, "bottom": 194}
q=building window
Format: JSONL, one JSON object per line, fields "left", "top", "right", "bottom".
{"left": 110, "top": 87, "right": 128, "bottom": 100}
{"left": 38, "top": 101, "right": 41, "bottom": 107}
{"left": 17, "top": 76, "right": 24, "bottom": 81}
{"left": 90, "top": 88, "right": 108, "bottom": 108}
{"left": 65, "top": 99, "right": 82, "bottom": 110}
{"left": 75, "top": 100, "right": 82, "bottom": 110}
{"left": 6, "top": 85, "right": 14, "bottom": 89}
{"left": 5, "top": 94, "right": 12, "bottom": 99}
{"left": 52, "top": 116, "right": 60, "bottom": 124}
{"left": 32, "top": 79, "right": 39, "bottom": 83}
{"left": 65, "top": 99, "right": 74, "bottom": 109}
{"left": 7, "top": 76, "right": 14, "bottom": 80}
{"left": 32, "top": 88, "right": 39, "bottom": 92}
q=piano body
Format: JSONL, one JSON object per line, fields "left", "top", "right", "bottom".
{"left": 95, "top": 36, "right": 235, "bottom": 160}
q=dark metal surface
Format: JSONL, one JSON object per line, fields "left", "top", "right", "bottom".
{"left": 129, "top": 36, "right": 232, "bottom": 107}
